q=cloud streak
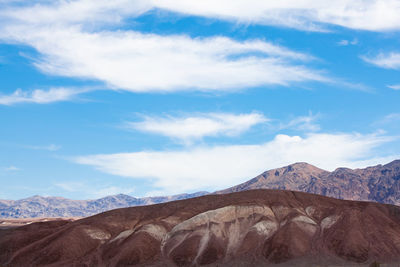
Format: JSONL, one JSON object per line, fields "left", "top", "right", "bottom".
{"left": 380, "top": 113, "right": 400, "bottom": 125}
{"left": 153, "top": 0, "right": 400, "bottom": 32}
{"left": 279, "top": 113, "right": 321, "bottom": 132}
{"left": 0, "top": 26, "right": 326, "bottom": 93}
{"left": 362, "top": 52, "right": 400, "bottom": 69}
{"left": 3, "top": 1, "right": 381, "bottom": 95}
{"left": 0, "top": 87, "right": 86, "bottom": 105}
{"left": 388, "top": 84, "right": 400, "bottom": 90}
{"left": 3, "top": 0, "right": 400, "bottom": 32}
{"left": 337, "top": 38, "right": 358, "bottom": 46}
{"left": 128, "top": 112, "right": 268, "bottom": 143}
{"left": 74, "top": 132, "right": 396, "bottom": 195}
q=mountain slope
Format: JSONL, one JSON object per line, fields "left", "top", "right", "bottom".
{"left": 218, "top": 160, "right": 400, "bottom": 205}
{"left": 0, "top": 192, "right": 208, "bottom": 218}
{"left": 1, "top": 189, "right": 400, "bottom": 266}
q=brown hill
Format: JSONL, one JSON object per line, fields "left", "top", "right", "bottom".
{"left": 217, "top": 160, "right": 400, "bottom": 205}
{"left": 1, "top": 189, "right": 400, "bottom": 266}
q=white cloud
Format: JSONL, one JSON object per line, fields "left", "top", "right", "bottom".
{"left": 279, "top": 113, "right": 320, "bottom": 132}
{"left": 337, "top": 38, "right": 358, "bottom": 46}
{"left": 0, "top": 0, "right": 151, "bottom": 26}
{"left": 362, "top": 52, "right": 400, "bottom": 69}
{"left": 3, "top": 0, "right": 400, "bottom": 32}
{"left": 0, "top": 26, "right": 325, "bottom": 92}
{"left": 74, "top": 132, "right": 396, "bottom": 195}
{"left": 151, "top": 0, "right": 400, "bottom": 32}
{"left": 7, "top": 1, "right": 386, "bottom": 94}
{"left": 388, "top": 84, "right": 400, "bottom": 90}
{"left": 0, "top": 87, "right": 85, "bottom": 105}
{"left": 128, "top": 112, "right": 268, "bottom": 143}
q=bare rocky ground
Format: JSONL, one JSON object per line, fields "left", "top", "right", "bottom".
{"left": 0, "top": 218, "right": 79, "bottom": 229}
{"left": 2, "top": 189, "right": 400, "bottom": 266}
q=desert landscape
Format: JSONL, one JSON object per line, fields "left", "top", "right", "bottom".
{"left": 3, "top": 189, "right": 400, "bottom": 266}
{"left": 1, "top": 1, "right": 400, "bottom": 266}
{"left": 2, "top": 160, "right": 400, "bottom": 219}
{"left": 2, "top": 161, "right": 400, "bottom": 266}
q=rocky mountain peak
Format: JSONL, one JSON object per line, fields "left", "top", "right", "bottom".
{"left": 279, "top": 162, "right": 327, "bottom": 175}
{"left": 218, "top": 160, "right": 400, "bottom": 206}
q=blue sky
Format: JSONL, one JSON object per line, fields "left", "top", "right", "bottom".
{"left": 1, "top": 1, "right": 400, "bottom": 200}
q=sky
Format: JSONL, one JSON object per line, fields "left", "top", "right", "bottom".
{"left": 1, "top": 0, "right": 400, "bottom": 200}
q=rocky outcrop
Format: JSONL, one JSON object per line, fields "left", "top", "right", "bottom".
{"left": 218, "top": 160, "right": 400, "bottom": 206}
{"left": 2, "top": 189, "right": 400, "bottom": 266}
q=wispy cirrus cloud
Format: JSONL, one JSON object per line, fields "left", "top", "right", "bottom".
{"left": 380, "top": 113, "right": 400, "bottom": 125}
{"left": 152, "top": 0, "right": 400, "bottom": 32}
{"left": 337, "top": 38, "right": 358, "bottom": 46}
{"left": 0, "top": 87, "right": 86, "bottom": 105}
{"left": 74, "top": 132, "right": 396, "bottom": 195}
{"left": 388, "top": 84, "right": 400, "bottom": 90}
{"left": 0, "top": 2, "right": 395, "bottom": 95}
{"left": 362, "top": 52, "right": 400, "bottom": 69}
{"left": 127, "top": 112, "right": 268, "bottom": 143}
{"left": 0, "top": 0, "right": 151, "bottom": 27}
{"left": 279, "top": 113, "right": 321, "bottom": 132}
{"left": 0, "top": 26, "right": 325, "bottom": 93}
{"left": 3, "top": 0, "right": 400, "bottom": 32}
{"left": 3, "top": 1, "right": 380, "bottom": 96}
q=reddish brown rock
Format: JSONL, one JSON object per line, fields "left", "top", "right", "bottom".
{"left": 2, "top": 189, "right": 400, "bottom": 266}
{"left": 218, "top": 160, "right": 400, "bottom": 206}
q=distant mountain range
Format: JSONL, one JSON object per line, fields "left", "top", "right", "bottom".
{"left": 0, "top": 192, "right": 208, "bottom": 218}
{"left": 1, "top": 159, "right": 400, "bottom": 218}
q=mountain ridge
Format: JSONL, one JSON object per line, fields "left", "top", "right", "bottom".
{"left": 0, "top": 191, "right": 208, "bottom": 218}
{"left": 217, "top": 159, "right": 400, "bottom": 205}
{"left": 2, "top": 159, "right": 400, "bottom": 218}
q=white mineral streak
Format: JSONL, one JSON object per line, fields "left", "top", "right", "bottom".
{"left": 84, "top": 228, "right": 111, "bottom": 241}
{"left": 321, "top": 215, "right": 341, "bottom": 230}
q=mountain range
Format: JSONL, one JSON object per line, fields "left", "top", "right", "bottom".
{"left": 0, "top": 192, "right": 207, "bottom": 218}
{"left": 1, "top": 159, "right": 400, "bottom": 218}
{"left": 2, "top": 189, "right": 400, "bottom": 266}
{"left": 218, "top": 160, "right": 400, "bottom": 205}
